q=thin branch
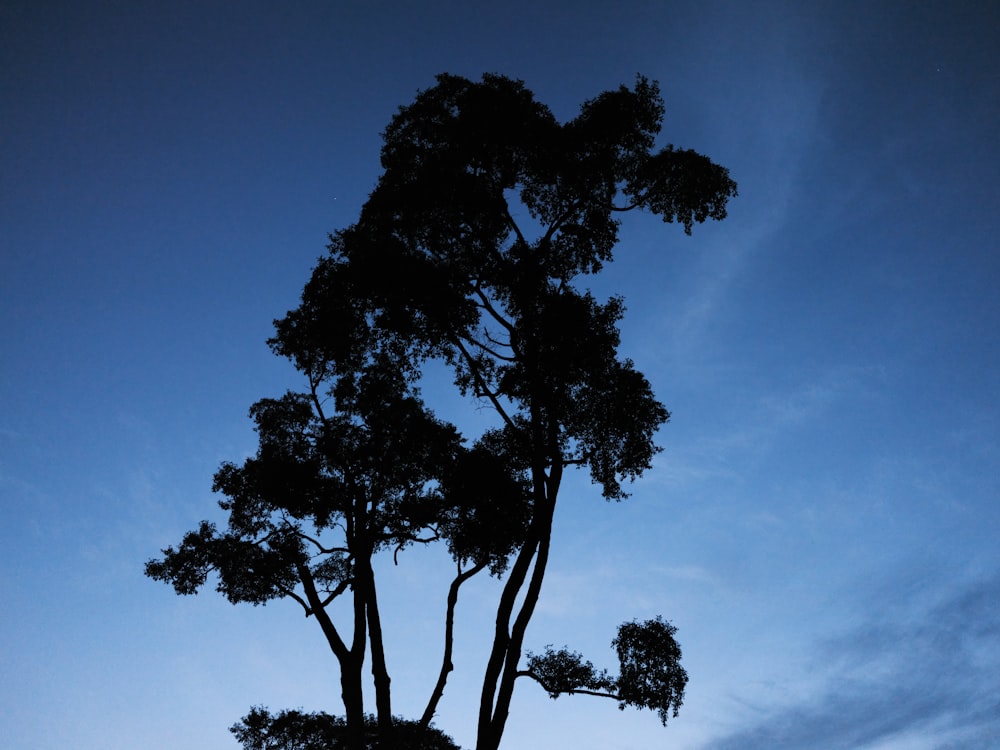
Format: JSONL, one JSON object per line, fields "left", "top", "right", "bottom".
{"left": 408, "top": 534, "right": 440, "bottom": 544}
{"left": 471, "top": 283, "right": 517, "bottom": 338}
{"left": 516, "top": 670, "right": 621, "bottom": 702}
{"left": 541, "top": 198, "right": 583, "bottom": 246}
{"left": 307, "top": 369, "right": 328, "bottom": 423}
{"left": 461, "top": 331, "right": 517, "bottom": 363}
{"left": 502, "top": 201, "right": 528, "bottom": 248}
{"left": 317, "top": 578, "right": 352, "bottom": 609}
{"left": 278, "top": 586, "right": 311, "bottom": 615}
{"left": 483, "top": 328, "right": 514, "bottom": 351}
{"left": 420, "top": 561, "right": 487, "bottom": 728}
{"left": 452, "top": 337, "right": 517, "bottom": 430}
{"left": 297, "top": 563, "right": 351, "bottom": 661}
{"left": 609, "top": 197, "right": 644, "bottom": 212}
{"left": 392, "top": 533, "right": 440, "bottom": 565}
{"left": 296, "top": 530, "right": 349, "bottom": 555}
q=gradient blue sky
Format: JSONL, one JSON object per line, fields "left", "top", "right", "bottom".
{"left": 2, "top": 2, "right": 998, "bottom": 748}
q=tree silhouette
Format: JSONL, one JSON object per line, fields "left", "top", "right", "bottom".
{"left": 231, "top": 707, "right": 460, "bottom": 750}
{"left": 145, "top": 356, "right": 523, "bottom": 749}
{"left": 147, "top": 73, "right": 735, "bottom": 750}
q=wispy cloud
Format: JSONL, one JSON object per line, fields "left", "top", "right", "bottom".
{"left": 698, "top": 572, "right": 1000, "bottom": 750}
{"left": 655, "top": 363, "right": 882, "bottom": 493}
{"left": 662, "top": 68, "right": 824, "bottom": 363}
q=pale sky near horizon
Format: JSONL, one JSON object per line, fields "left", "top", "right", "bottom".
{"left": 2, "top": 2, "right": 998, "bottom": 749}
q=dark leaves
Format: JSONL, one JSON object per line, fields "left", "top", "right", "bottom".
{"left": 613, "top": 616, "right": 688, "bottom": 725}
{"left": 524, "top": 646, "right": 615, "bottom": 698}
{"left": 439, "top": 432, "right": 532, "bottom": 575}
{"left": 523, "top": 616, "right": 687, "bottom": 726}
{"left": 144, "top": 521, "right": 304, "bottom": 606}
{"left": 231, "top": 707, "right": 459, "bottom": 750}
{"left": 145, "top": 521, "right": 217, "bottom": 596}
{"left": 632, "top": 146, "right": 739, "bottom": 234}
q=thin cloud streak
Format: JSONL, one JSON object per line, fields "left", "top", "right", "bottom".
{"left": 664, "top": 68, "right": 823, "bottom": 364}
{"left": 698, "top": 573, "right": 1000, "bottom": 750}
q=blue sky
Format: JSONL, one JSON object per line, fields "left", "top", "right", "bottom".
{"left": 2, "top": 2, "right": 998, "bottom": 748}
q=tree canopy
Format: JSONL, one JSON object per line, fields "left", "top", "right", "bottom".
{"left": 147, "top": 72, "right": 736, "bottom": 750}
{"left": 231, "top": 708, "right": 460, "bottom": 750}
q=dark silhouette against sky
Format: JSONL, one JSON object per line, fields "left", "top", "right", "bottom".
{"left": 144, "top": 73, "right": 733, "bottom": 749}
{"left": 2, "top": 2, "right": 998, "bottom": 749}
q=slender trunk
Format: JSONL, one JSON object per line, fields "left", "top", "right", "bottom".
{"left": 476, "top": 453, "right": 562, "bottom": 750}
{"left": 299, "top": 563, "right": 367, "bottom": 750}
{"left": 476, "top": 483, "right": 551, "bottom": 747}
{"left": 476, "top": 527, "right": 540, "bottom": 747}
{"left": 340, "top": 656, "right": 366, "bottom": 750}
{"left": 362, "top": 559, "right": 394, "bottom": 747}
{"left": 421, "top": 562, "right": 486, "bottom": 728}
{"left": 476, "top": 286, "right": 559, "bottom": 750}
{"left": 487, "top": 500, "right": 555, "bottom": 746}
{"left": 348, "top": 569, "right": 368, "bottom": 750}
{"left": 476, "top": 404, "right": 549, "bottom": 738}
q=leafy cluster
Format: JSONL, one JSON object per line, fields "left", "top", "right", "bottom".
{"left": 523, "top": 617, "right": 688, "bottom": 726}
{"left": 524, "top": 647, "right": 616, "bottom": 696}
{"left": 231, "top": 707, "right": 459, "bottom": 750}
{"left": 145, "top": 379, "right": 472, "bottom": 607}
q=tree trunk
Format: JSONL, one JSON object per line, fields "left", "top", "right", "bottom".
{"left": 476, "top": 528, "right": 539, "bottom": 749}
{"left": 340, "top": 655, "right": 366, "bottom": 750}
{"left": 361, "top": 559, "right": 394, "bottom": 747}
{"left": 476, "top": 449, "right": 562, "bottom": 750}
{"left": 298, "top": 563, "right": 367, "bottom": 750}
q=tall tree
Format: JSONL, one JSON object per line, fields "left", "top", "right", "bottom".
{"left": 274, "top": 73, "right": 735, "bottom": 750}
{"left": 148, "top": 73, "right": 735, "bottom": 750}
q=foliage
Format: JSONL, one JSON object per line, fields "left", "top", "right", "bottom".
{"left": 523, "top": 617, "right": 688, "bottom": 726}
{"left": 231, "top": 707, "right": 459, "bottom": 750}
{"left": 524, "top": 646, "right": 616, "bottom": 696}
{"left": 145, "top": 377, "right": 468, "bottom": 604}
{"left": 613, "top": 616, "right": 688, "bottom": 725}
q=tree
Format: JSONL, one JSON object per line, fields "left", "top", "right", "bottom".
{"left": 145, "top": 354, "right": 518, "bottom": 749}
{"left": 230, "top": 707, "right": 460, "bottom": 750}
{"left": 147, "top": 73, "right": 735, "bottom": 750}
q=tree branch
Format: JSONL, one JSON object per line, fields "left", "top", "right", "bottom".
{"left": 296, "top": 530, "right": 349, "bottom": 555}
{"left": 502, "top": 200, "right": 528, "bottom": 248}
{"left": 451, "top": 337, "right": 517, "bottom": 431}
{"left": 471, "top": 283, "right": 517, "bottom": 339}
{"left": 420, "top": 561, "right": 487, "bottom": 728}
{"left": 609, "top": 198, "right": 643, "bottom": 212}
{"left": 317, "top": 578, "right": 352, "bottom": 609}
{"left": 277, "top": 586, "right": 311, "bottom": 615}
{"left": 297, "top": 563, "right": 351, "bottom": 661}
{"left": 516, "top": 670, "right": 621, "bottom": 701}
{"left": 461, "top": 331, "right": 517, "bottom": 363}
{"left": 392, "top": 533, "right": 441, "bottom": 565}
{"left": 541, "top": 198, "right": 583, "bottom": 246}
{"left": 483, "top": 328, "right": 514, "bottom": 352}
